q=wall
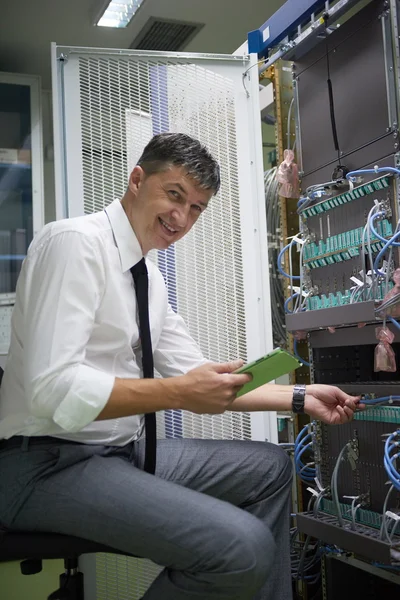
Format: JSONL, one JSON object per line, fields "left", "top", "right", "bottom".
{"left": 0, "top": 559, "right": 63, "bottom": 600}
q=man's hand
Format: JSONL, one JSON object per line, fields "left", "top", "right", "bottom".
{"left": 176, "top": 360, "right": 252, "bottom": 414}
{"left": 304, "top": 384, "right": 365, "bottom": 425}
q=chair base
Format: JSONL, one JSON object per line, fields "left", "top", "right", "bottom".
{"left": 48, "top": 571, "right": 84, "bottom": 600}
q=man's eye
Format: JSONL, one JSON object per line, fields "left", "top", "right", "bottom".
{"left": 192, "top": 205, "right": 202, "bottom": 213}
{"left": 169, "top": 190, "right": 179, "bottom": 199}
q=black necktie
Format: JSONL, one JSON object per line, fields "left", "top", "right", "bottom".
{"left": 130, "top": 258, "right": 157, "bottom": 475}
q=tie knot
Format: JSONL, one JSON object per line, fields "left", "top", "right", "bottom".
{"left": 131, "top": 257, "right": 147, "bottom": 279}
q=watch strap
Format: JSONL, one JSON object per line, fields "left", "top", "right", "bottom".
{"left": 292, "top": 384, "right": 306, "bottom": 414}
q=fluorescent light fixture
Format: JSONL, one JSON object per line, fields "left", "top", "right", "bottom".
{"left": 96, "top": 0, "right": 145, "bottom": 28}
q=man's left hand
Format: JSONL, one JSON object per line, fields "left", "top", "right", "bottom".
{"left": 304, "top": 384, "right": 365, "bottom": 425}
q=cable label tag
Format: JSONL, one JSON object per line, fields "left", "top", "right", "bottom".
{"left": 289, "top": 286, "right": 309, "bottom": 298}
{"left": 350, "top": 276, "right": 363, "bottom": 287}
{"left": 287, "top": 234, "right": 305, "bottom": 246}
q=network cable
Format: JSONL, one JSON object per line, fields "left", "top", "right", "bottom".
{"left": 346, "top": 166, "right": 400, "bottom": 182}
{"left": 284, "top": 293, "right": 300, "bottom": 314}
{"left": 277, "top": 239, "right": 301, "bottom": 280}
{"left": 294, "top": 425, "right": 316, "bottom": 484}
{"left": 330, "top": 442, "right": 352, "bottom": 527}
{"left": 342, "top": 495, "right": 363, "bottom": 531}
{"left": 360, "top": 395, "right": 400, "bottom": 406}
{"left": 298, "top": 166, "right": 398, "bottom": 219}
{"left": 264, "top": 167, "right": 286, "bottom": 347}
{"left": 290, "top": 529, "right": 321, "bottom": 589}
{"left": 388, "top": 316, "right": 400, "bottom": 332}
{"left": 380, "top": 485, "right": 395, "bottom": 541}
{"left": 374, "top": 230, "right": 400, "bottom": 276}
{"left": 293, "top": 338, "right": 310, "bottom": 367}
{"left": 384, "top": 431, "right": 400, "bottom": 491}
{"left": 370, "top": 212, "right": 400, "bottom": 247}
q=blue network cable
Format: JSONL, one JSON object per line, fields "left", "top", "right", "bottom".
{"left": 277, "top": 241, "right": 300, "bottom": 280}
{"left": 294, "top": 425, "right": 316, "bottom": 484}
{"left": 284, "top": 293, "right": 299, "bottom": 314}
{"left": 373, "top": 230, "right": 400, "bottom": 276}
{"left": 293, "top": 338, "right": 310, "bottom": 367}
{"left": 297, "top": 197, "right": 307, "bottom": 208}
{"left": 384, "top": 431, "right": 400, "bottom": 491}
{"left": 346, "top": 167, "right": 400, "bottom": 181}
{"left": 388, "top": 316, "right": 400, "bottom": 332}
{"left": 370, "top": 212, "right": 400, "bottom": 247}
{"left": 361, "top": 395, "right": 400, "bottom": 406}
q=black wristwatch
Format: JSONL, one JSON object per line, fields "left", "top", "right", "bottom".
{"left": 292, "top": 384, "right": 306, "bottom": 414}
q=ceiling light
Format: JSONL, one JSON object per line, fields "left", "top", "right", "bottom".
{"left": 96, "top": 0, "right": 145, "bottom": 28}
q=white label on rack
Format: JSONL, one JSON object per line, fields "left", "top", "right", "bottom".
{"left": 262, "top": 26, "right": 270, "bottom": 42}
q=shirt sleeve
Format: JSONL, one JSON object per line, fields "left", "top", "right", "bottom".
{"left": 153, "top": 304, "right": 209, "bottom": 378}
{"left": 22, "top": 230, "right": 115, "bottom": 432}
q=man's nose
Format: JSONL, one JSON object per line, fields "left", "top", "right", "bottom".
{"left": 171, "top": 206, "right": 190, "bottom": 228}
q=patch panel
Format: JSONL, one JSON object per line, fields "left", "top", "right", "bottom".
{"left": 305, "top": 282, "right": 394, "bottom": 311}
{"left": 303, "top": 220, "right": 393, "bottom": 269}
{"left": 354, "top": 405, "right": 400, "bottom": 425}
{"left": 320, "top": 499, "right": 391, "bottom": 532}
{"left": 301, "top": 175, "right": 392, "bottom": 219}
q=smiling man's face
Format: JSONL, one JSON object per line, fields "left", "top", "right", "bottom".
{"left": 126, "top": 165, "right": 213, "bottom": 254}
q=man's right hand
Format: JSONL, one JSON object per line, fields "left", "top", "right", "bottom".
{"left": 174, "top": 360, "right": 251, "bottom": 414}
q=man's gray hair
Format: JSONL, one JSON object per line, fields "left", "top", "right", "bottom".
{"left": 137, "top": 133, "right": 221, "bottom": 195}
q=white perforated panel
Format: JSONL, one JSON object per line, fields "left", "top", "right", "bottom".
{"left": 0, "top": 305, "right": 13, "bottom": 354}
{"left": 95, "top": 554, "right": 162, "bottom": 600}
{"left": 53, "top": 46, "right": 273, "bottom": 600}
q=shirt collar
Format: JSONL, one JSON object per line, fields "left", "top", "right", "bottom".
{"left": 105, "top": 199, "right": 143, "bottom": 272}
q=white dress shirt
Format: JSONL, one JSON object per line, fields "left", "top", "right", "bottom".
{"left": 0, "top": 199, "right": 207, "bottom": 445}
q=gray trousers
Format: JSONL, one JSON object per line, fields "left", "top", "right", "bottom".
{"left": 0, "top": 436, "right": 293, "bottom": 600}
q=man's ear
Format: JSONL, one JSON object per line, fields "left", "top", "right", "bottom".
{"left": 128, "top": 166, "right": 145, "bottom": 196}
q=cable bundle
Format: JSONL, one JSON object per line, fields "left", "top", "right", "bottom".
{"left": 290, "top": 529, "right": 321, "bottom": 587}
{"left": 295, "top": 425, "right": 316, "bottom": 484}
{"left": 265, "top": 168, "right": 286, "bottom": 347}
{"left": 384, "top": 431, "right": 400, "bottom": 491}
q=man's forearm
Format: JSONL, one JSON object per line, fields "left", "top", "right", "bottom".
{"left": 96, "top": 377, "right": 181, "bottom": 420}
{"left": 228, "top": 384, "right": 295, "bottom": 412}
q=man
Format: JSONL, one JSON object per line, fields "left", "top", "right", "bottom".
{"left": 0, "top": 133, "right": 360, "bottom": 600}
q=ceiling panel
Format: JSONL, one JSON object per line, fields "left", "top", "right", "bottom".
{"left": 0, "top": 0, "right": 284, "bottom": 88}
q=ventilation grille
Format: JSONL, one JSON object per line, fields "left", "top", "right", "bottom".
{"left": 76, "top": 53, "right": 254, "bottom": 599}
{"left": 130, "top": 18, "right": 203, "bottom": 51}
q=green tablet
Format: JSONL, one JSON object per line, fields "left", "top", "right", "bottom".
{"left": 234, "top": 348, "right": 301, "bottom": 397}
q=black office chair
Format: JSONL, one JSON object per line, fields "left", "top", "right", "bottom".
{"left": 0, "top": 366, "right": 133, "bottom": 600}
